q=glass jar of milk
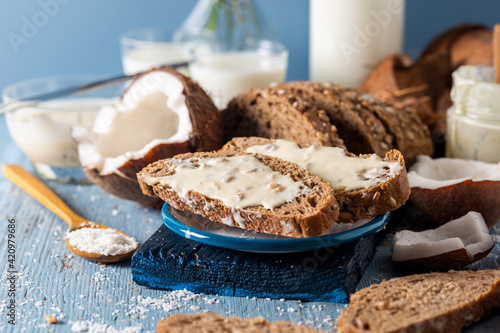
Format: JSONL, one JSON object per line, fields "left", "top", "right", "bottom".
{"left": 189, "top": 40, "right": 288, "bottom": 109}
{"left": 446, "top": 66, "right": 500, "bottom": 163}
{"left": 2, "top": 75, "right": 119, "bottom": 183}
{"left": 309, "top": 0, "right": 405, "bottom": 87}
{"left": 179, "top": 0, "right": 287, "bottom": 109}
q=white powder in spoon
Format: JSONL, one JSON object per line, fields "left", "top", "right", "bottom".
{"left": 65, "top": 228, "right": 138, "bottom": 256}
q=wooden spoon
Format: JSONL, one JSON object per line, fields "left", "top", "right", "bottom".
{"left": 2, "top": 164, "right": 138, "bottom": 263}
{"left": 494, "top": 24, "right": 500, "bottom": 83}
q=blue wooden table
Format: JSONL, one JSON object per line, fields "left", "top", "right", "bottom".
{"left": 0, "top": 114, "right": 499, "bottom": 332}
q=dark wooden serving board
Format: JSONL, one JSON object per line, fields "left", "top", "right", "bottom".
{"left": 131, "top": 221, "right": 388, "bottom": 303}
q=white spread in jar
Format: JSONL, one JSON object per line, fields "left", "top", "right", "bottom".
{"left": 446, "top": 65, "right": 500, "bottom": 163}
{"left": 247, "top": 139, "right": 401, "bottom": 191}
{"left": 140, "top": 155, "right": 309, "bottom": 210}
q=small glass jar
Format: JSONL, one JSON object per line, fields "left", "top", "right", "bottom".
{"left": 446, "top": 66, "right": 500, "bottom": 163}
{"left": 120, "top": 27, "right": 194, "bottom": 76}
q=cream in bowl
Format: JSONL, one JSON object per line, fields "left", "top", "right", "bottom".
{"left": 2, "top": 75, "right": 119, "bottom": 183}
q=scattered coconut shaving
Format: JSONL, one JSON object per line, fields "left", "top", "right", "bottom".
{"left": 127, "top": 289, "right": 208, "bottom": 316}
{"left": 71, "top": 320, "right": 142, "bottom": 332}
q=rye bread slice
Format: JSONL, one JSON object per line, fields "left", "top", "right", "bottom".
{"left": 137, "top": 151, "right": 339, "bottom": 237}
{"left": 337, "top": 269, "right": 500, "bottom": 333}
{"left": 270, "top": 82, "right": 393, "bottom": 157}
{"left": 222, "top": 87, "right": 346, "bottom": 149}
{"left": 221, "top": 137, "right": 410, "bottom": 223}
{"left": 157, "top": 313, "right": 328, "bottom": 333}
{"left": 355, "top": 92, "right": 434, "bottom": 165}
{"left": 272, "top": 81, "right": 434, "bottom": 163}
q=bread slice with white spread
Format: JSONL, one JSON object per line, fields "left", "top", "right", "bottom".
{"left": 336, "top": 269, "right": 500, "bottom": 333}
{"left": 221, "top": 137, "right": 410, "bottom": 223}
{"left": 137, "top": 151, "right": 339, "bottom": 237}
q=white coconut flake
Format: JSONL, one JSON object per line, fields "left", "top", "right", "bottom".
{"left": 127, "top": 289, "right": 201, "bottom": 317}
{"left": 392, "top": 211, "right": 494, "bottom": 262}
{"left": 65, "top": 228, "right": 138, "bottom": 256}
{"left": 408, "top": 155, "right": 500, "bottom": 189}
{"left": 71, "top": 320, "right": 142, "bottom": 332}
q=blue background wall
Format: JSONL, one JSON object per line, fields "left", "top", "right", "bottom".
{"left": 0, "top": 0, "right": 498, "bottom": 93}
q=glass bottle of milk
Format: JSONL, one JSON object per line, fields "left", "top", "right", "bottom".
{"left": 309, "top": 0, "right": 405, "bottom": 88}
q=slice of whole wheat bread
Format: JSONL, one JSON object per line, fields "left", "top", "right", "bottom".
{"left": 221, "top": 137, "right": 410, "bottom": 223}
{"left": 157, "top": 313, "right": 328, "bottom": 333}
{"left": 222, "top": 86, "right": 346, "bottom": 149}
{"left": 270, "top": 81, "right": 434, "bottom": 164}
{"left": 336, "top": 269, "right": 500, "bottom": 333}
{"left": 137, "top": 151, "right": 339, "bottom": 237}
{"left": 269, "top": 82, "right": 394, "bottom": 157}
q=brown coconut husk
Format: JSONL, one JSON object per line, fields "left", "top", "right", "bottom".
{"left": 361, "top": 23, "right": 493, "bottom": 157}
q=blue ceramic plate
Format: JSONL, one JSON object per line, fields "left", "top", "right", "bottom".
{"left": 161, "top": 203, "right": 391, "bottom": 253}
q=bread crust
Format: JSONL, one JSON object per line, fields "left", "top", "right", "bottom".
{"left": 338, "top": 149, "right": 409, "bottom": 223}
{"left": 138, "top": 151, "right": 339, "bottom": 237}
{"left": 157, "top": 313, "right": 328, "bottom": 333}
{"left": 336, "top": 269, "right": 500, "bottom": 333}
{"left": 221, "top": 137, "right": 410, "bottom": 223}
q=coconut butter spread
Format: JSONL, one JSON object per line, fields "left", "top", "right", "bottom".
{"left": 247, "top": 139, "right": 401, "bottom": 191}
{"left": 140, "top": 155, "right": 309, "bottom": 210}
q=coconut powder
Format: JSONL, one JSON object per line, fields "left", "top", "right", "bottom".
{"left": 65, "top": 228, "right": 138, "bottom": 256}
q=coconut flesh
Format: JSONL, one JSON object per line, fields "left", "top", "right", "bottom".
{"left": 408, "top": 155, "right": 500, "bottom": 227}
{"left": 392, "top": 211, "right": 494, "bottom": 269}
{"left": 73, "top": 71, "right": 193, "bottom": 176}
{"left": 408, "top": 155, "right": 500, "bottom": 188}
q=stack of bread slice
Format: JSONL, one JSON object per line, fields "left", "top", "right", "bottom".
{"left": 222, "top": 81, "right": 433, "bottom": 165}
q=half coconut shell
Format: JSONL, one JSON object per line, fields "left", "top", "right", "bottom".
{"left": 73, "top": 68, "right": 223, "bottom": 205}
{"left": 420, "top": 23, "right": 492, "bottom": 69}
{"left": 361, "top": 23, "right": 493, "bottom": 153}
